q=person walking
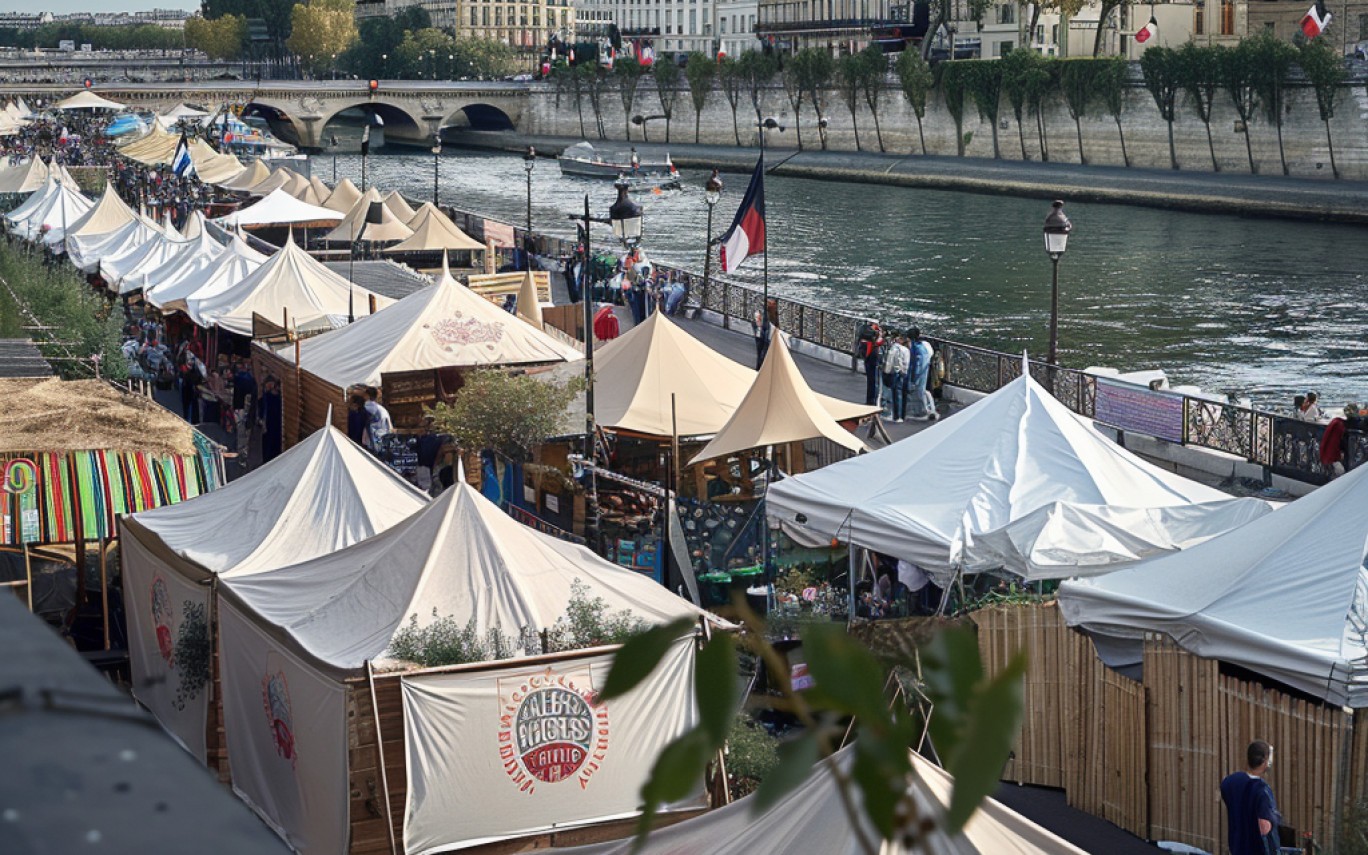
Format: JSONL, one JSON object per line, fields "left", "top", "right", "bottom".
{"left": 257, "top": 376, "right": 283, "bottom": 464}
{"left": 752, "top": 299, "right": 778, "bottom": 369}
{"left": 231, "top": 360, "right": 257, "bottom": 468}
{"left": 905, "top": 328, "right": 938, "bottom": 422}
{"left": 858, "top": 322, "right": 884, "bottom": 406}
{"left": 363, "top": 386, "right": 394, "bottom": 451}
{"left": 1220, "top": 740, "right": 1279, "bottom": 855}
{"left": 882, "top": 335, "right": 910, "bottom": 422}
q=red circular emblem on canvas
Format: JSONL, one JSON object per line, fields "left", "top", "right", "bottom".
{"left": 515, "top": 687, "right": 594, "bottom": 782}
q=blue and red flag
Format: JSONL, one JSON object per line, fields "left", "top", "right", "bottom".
{"left": 719, "top": 156, "right": 765, "bottom": 273}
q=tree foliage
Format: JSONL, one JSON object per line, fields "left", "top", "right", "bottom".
{"left": 1247, "top": 30, "right": 1298, "bottom": 176}
{"left": 185, "top": 14, "right": 246, "bottom": 60}
{"left": 0, "top": 248, "right": 125, "bottom": 382}
{"left": 792, "top": 48, "right": 835, "bottom": 149}
{"left": 285, "top": 0, "right": 357, "bottom": 76}
{"left": 427, "top": 369, "right": 581, "bottom": 463}
{"left": 1140, "top": 46, "right": 1180, "bottom": 170}
{"left": 1057, "top": 59, "right": 1102, "bottom": 164}
{"left": 717, "top": 55, "right": 745, "bottom": 145}
{"left": 739, "top": 50, "right": 779, "bottom": 129}
{"left": 616, "top": 60, "right": 646, "bottom": 140}
{"left": 896, "top": 48, "right": 934, "bottom": 155}
{"left": 1299, "top": 36, "right": 1346, "bottom": 178}
{"left": 936, "top": 61, "right": 970, "bottom": 156}
{"left": 653, "top": 59, "right": 682, "bottom": 142}
{"left": 1220, "top": 37, "right": 1261, "bottom": 173}
{"left": 961, "top": 60, "right": 1004, "bottom": 158}
{"left": 685, "top": 52, "right": 717, "bottom": 144}
{"left": 1173, "top": 43, "right": 1223, "bottom": 172}
{"left": 203, "top": 0, "right": 294, "bottom": 52}
{"left": 1000, "top": 48, "right": 1049, "bottom": 160}
{"left": 1091, "top": 55, "right": 1130, "bottom": 167}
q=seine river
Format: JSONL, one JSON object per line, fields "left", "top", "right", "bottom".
{"left": 317, "top": 145, "right": 1368, "bottom": 409}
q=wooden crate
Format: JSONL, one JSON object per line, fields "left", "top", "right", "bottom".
{"left": 466, "top": 271, "right": 551, "bottom": 304}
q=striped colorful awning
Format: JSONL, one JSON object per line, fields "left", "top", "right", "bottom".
{"left": 0, "top": 445, "right": 219, "bottom": 545}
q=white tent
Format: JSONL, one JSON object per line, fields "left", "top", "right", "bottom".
{"left": 119, "top": 425, "right": 428, "bottom": 762}
{"left": 0, "top": 157, "right": 48, "bottom": 194}
{"left": 1058, "top": 461, "right": 1368, "bottom": 707}
{"left": 590, "top": 312, "right": 876, "bottom": 439}
{"left": 222, "top": 481, "right": 714, "bottom": 669}
{"left": 162, "top": 103, "right": 210, "bottom": 122}
{"left": 217, "top": 158, "right": 271, "bottom": 192}
{"left": 68, "top": 217, "right": 160, "bottom": 274}
{"left": 101, "top": 233, "right": 190, "bottom": 294}
{"left": 161, "top": 210, "right": 182, "bottom": 240}
{"left": 321, "top": 177, "right": 362, "bottom": 213}
{"left": 135, "top": 227, "right": 225, "bottom": 303}
{"left": 42, "top": 181, "right": 136, "bottom": 250}
{"left": 767, "top": 372, "right": 1274, "bottom": 582}
{"left": 179, "top": 209, "right": 206, "bottom": 241}
{"left": 213, "top": 187, "right": 343, "bottom": 229}
{"left": 149, "top": 234, "right": 268, "bottom": 315}
{"left": 691, "top": 331, "right": 867, "bottom": 464}
{"left": 382, "top": 189, "right": 417, "bottom": 224}
{"left": 323, "top": 187, "right": 414, "bottom": 245}
{"left": 54, "top": 89, "right": 125, "bottom": 111}
{"left": 385, "top": 201, "right": 486, "bottom": 254}
{"left": 290, "top": 257, "right": 581, "bottom": 388}
{"left": 188, "top": 236, "right": 393, "bottom": 335}
{"left": 556, "top": 746, "right": 1087, "bottom": 855}
{"left": 7, "top": 178, "right": 92, "bottom": 242}
{"left": 3, "top": 175, "right": 59, "bottom": 223}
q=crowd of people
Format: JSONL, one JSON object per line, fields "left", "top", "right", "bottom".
{"left": 855, "top": 321, "right": 941, "bottom": 423}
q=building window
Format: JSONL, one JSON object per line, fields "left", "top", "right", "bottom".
{"left": 1359, "top": 12, "right": 1368, "bottom": 39}
{"left": 1050, "top": 23, "right": 1057, "bottom": 43}
{"left": 1220, "top": 0, "right": 1234, "bottom": 34}
{"left": 997, "top": 3, "right": 1013, "bottom": 25}
{"left": 1195, "top": 6, "right": 1204, "bottom": 34}
{"left": 666, "top": 10, "right": 673, "bottom": 32}
{"left": 996, "top": 39, "right": 1012, "bottom": 56}
{"left": 689, "top": 8, "right": 696, "bottom": 32}
{"left": 471, "top": 7, "right": 478, "bottom": 25}
{"left": 720, "top": 15, "right": 727, "bottom": 32}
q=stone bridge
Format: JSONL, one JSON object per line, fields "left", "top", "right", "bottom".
{"left": 4, "top": 80, "right": 532, "bottom": 151}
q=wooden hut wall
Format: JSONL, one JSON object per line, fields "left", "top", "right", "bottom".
{"left": 971, "top": 604, "right": 1355, "bottom": 852}
{"left": 345, "top": 678, "right": 406, "bottom": 855}
{"left": 252, "top": 344, "right": 303, "bottom": 448}
{"left": 299, "top": 369, "right": 349, "bottom": 439}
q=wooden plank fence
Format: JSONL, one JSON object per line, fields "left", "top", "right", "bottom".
{"left": 972, "top": 604, "right": 1354, "bottom": 851}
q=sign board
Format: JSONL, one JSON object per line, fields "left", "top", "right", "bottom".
{"left": 483, "top": 220, "right": 516, "bottom": 248}
{"left": 1093, "top": 378, "right": 1185, "bottom": 443}
{"left": 381, "top": 367, "right": 463, "bottom": 430}
{"left": 59, "top": 40, "right": 76, "bottom": 52}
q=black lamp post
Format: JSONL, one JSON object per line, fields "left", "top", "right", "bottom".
{"left": 608, "top": 176, "right": 643, "bottom": 249}
{"left": 523, "top": 146, "right": 535, "bottom": 270}
{"left": 1042, "top": 199, "right": 1072, "bottom": 369}
{"left": 702, "top": 169, "right": 722, "bottom": 310}
{"left": 756, "top": 117, "right": 781, "bottom": 307}
{"left": 431, "top": 134, "right": 441, "bottom": 206}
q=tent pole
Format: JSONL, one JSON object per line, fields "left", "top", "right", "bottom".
{"left": 366, "top": 660, "right": 399, "bottom": 855}
{"left": 99, "top": 537, "right": 109, "bottom": 650}
{"left": 23, "top": 542, "right": 32, "bottom": 611}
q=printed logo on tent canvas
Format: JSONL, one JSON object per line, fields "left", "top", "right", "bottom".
{"left": 425, "top": 312, "right": 505, "bottom": 351}
{"left": 151, "top": 576, "right": 175, "bottom": 668}
{"left": 262, "top": 670, "right": 296, "bottom": 769}
{"left": 497, "top": 668, "right": 609, "bottom": 794}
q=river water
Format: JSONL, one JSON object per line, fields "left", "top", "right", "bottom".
{"left": 315, "top": 145, "right": 1368, "bottom": 409}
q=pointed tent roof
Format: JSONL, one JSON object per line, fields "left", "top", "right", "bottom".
{"left": 382, "top": 190, "right": 417, "bottom": 223}
{"left": 323, "top": 188, "right": 413, "bottom": 244}
{"left": 217, "top": 157, "right": 271, "bottom": 191}
{"left": 3, "top": 175, "right": 59, "bottom": 224}
{"left": 189, "top": 236, "right": 393, "bottom": 335}
{"left": 187, "top": 139, "right": 243, "bottom": 184}
{"left": 293, "top": 260, "right": 581, "bottom": 387}
{"left": 54, "top": 89, "right": 125, "bottom": 111}
{"left": 8, "top": 179, "right": 93, "bottom": 241}
{"left": 0, "top": 157, "right": 48, "bottom": 194}
{"left": 137, "top": 227, "right": 225, "bottom": 302}
{"left": 592, "top": 312, "right": 877, "bottom": 438}
{"left": 124, "top": 425, "right": 427, "bottom": 581}
{"left": 298, "top": 175, "right": 329, "bottom": 207}
{"left": 767, "top": 371, "right": 1275, "bottom": 581}
{"left": 1059, "top": 461, "right": 1368, "bottom": 707}
{"left": 155, "top": 235, "right": 267, "bottom": 316}
{"left": 219, "top": 482, "right": 712, "bottom": 672}
{"left": 322, "top": 177, "right": 362, "bottom": 213}
{"left": 161, "top": 210, "right": 181, "bottom": 240}
{"left": 246, "top": 167, "right": 295, "bottom": 197}
{"left": 692, "top": 332, "right": 866, "bottom": 464}
{"left": 280, "top": 170, "right": 313, "bottom": 200}
{"left": 161, "top": 103, "right": 210, "bottom": 121}
{"left": 68, "top": 218, "right": 159, "bottom": 274}
{"left": 213, "top": 187, "right": 343, "bottom": 229}
{"left": 384, "top": 201, "right": 485, "bottom": 253}
{"left": 106, "top": 235, "right": 193, "bottom": 294}
{"left": 45, "top": 182, "right": 136, "bottom": 244}
{"left": 179, "top": 209, "right": 206, "bottom": 241}
{"left": 515, "top": 270, "right": 544, "bottom": 330}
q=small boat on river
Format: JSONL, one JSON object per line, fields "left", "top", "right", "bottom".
{"left": 557, "top": 141, "right": 679, "bottom": 186}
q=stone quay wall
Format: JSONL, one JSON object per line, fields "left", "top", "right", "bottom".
{"left": 521, "top": 73, "right": 1368, "bottom": 181}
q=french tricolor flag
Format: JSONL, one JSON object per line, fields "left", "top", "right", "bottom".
{"left": 1301, "top": 1, "right": 1331, "bottom": 37}
{"left": 1134, "top": 16, "right": 1157, "bottom": 43}
{"left": 720, "top": 157, "right": 765, "bottom": 274}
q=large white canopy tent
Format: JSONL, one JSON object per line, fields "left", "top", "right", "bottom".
{"left": 133, "top": 226, "right": 226, "bottom": 302}
{"left": 555, "top": 746, "right": 1088, "bottom": 855}
{"left": 691, "top": 331, "right": 867, "bottom": 464}
{"left": 766, "top": 371, "right": 1275, "bottom": 582}
{"left": 1058, "top": 460, "right": 1368, "bottom": 707}
{"left": 188, "top": 236, "right": 393, "bottom": 335}
{"left": 591, "top": 312, "right": 877, "bottom": 439}
{"left": 216, "top": 158, "right": 270, "bottom": 192}
{"left": 0, "top": 157, "right": 48, "bottom": 194}
{"left": 101, "top": 233, "right": 192, "bottom": 295}
{"left": 53, "top": 89, "right": 125, "bottom": 111}
{"left": 212, "top": 187, "right": 343, "bottom": 230}
{"left": 148, "top": 234, "right": 268, "bottom": 315}
{"left": 322, "top": 187, "right": 414, "bottom": 245}
{"left": 7, "top": 178, "right": 93, "bottom": 242}
{"left": 119, "top": 425, "right": 429, "bottom": 761}
{"left": 385, "top": 201, "right": 486, "bottom": 254}
{"left": 67, "top": 218, "right": 160, "bottom": 274}
{"left": 43, "top": 181, "right": 137, "bottom": 251}
{"left": 289, "top": 257, "right": 581, "bottom": 388}
{"left": 215, "top": 481, "right": 716, "bottom": 855}
{"left": 321, "top": 177, "right": 362, "bottom": 213}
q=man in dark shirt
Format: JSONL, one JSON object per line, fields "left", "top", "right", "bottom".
{"left": 1220, "top": 740, "right": 1278, "bottom": 855}
{"left": 231, "top": 361, "right": 258, "bottom": 468}
{"left": 257, "top": 377, "right": 283, "bottom": 464}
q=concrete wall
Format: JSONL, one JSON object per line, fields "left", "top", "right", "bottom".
{"left": 523, "top": 74, "right": 1368, "bottom": 179}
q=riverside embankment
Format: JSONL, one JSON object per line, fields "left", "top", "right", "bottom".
{"left": 447, "top": 129, "right": 1368, "bottom": 225}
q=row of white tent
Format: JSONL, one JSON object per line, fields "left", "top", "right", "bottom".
{"left": 768, "top": 367, "right": 1368, "bottom": 708}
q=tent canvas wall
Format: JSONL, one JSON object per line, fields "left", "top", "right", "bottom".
{"left": 766, "top": 372, "right": 1274, "bottom": 582}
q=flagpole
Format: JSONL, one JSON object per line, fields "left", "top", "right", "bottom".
{"left": 759, "top": 128, "right": 768, "bottom": 309}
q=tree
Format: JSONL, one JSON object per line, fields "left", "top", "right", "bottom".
{"left": 1091, "top": 55, "right": 1130, "bottom": 167}
{"left": 587, "top": 63, "right": 610, "bottom": 139}
{"left": 203, "top": 0, "right": 293, "bottom": 56}
{"left": 780, "top": 56, "right": 806, "bottom": 150}
{"left": 685, "top": 52, "right": 716, "bottom": 144}
{"left": 1299, "top": 37, "right": 1346, "bottom": 179}
{"left": 793, "top": 48, "right": 835, "bottom": 150}
{"left": 1028, "top": 58, "right": 1057, "bottom": 161}
{"left": 937, "top": 62, "right": 970, "bottom": 156}
{"left": 1220, "top": 38, "right": 1261, "bottom": 173}
{"left": 858, "top": 45, "right": 888, "bottom": 153}
{"left": 1175, "top": 43, "right": 1223, "bottom": 172}
{"left": 1000, "top": 48, "right": 1046, "bottom": 160}
{"left": 1057, "top": 59, "right": 1100, "bottom": 165}
{"left": 962, "top": 60, "right": 1004, "bottom": 159}
{"left": 740, "top": 50, "right": 779, "bottom": 133}
{"left": 617, "top": 60, "right": 645, "bottom": 140}
{"left": 1248, "top": 31, "right": 1298, "bottom": 176}
{"left": 1140, "top": 46, "right": 1180, "bottom": 170}
{"left": 558, "top": 63, "right": 588, "bottom": 138}
{"left": 185, "top": 14, "right": 246, "bottom": 60}
{"left": 428, "top": 370, "right": 580, "bottom": 463}
{"left": 717, "top": 55, "right": 744, "bottom": 145}
{"left": 896, "top": 48, "right": 934, "bottom": 155}
{"left": 836, "top": 52, "right": 866, "bottom": 151}
{"left": 652, "top": 59, "right": 682, "bottom": 143}
{"left": 286, "top": 0, "right": 357, "bottom": 78}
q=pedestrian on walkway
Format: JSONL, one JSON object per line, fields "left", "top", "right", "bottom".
{"left": 857, "top": 322, "right": 884, "bottom": 406}
{"left": 752, "top": 299, "right": 777, "bottom": 368}
{"left": 882, "top": 334, "right": 910, "bottom": 422}
{"left": 905, "top": 328, "right": 938, "bottom": 422}
{"left": 363, "top": 386, "right": 394, "bottom": 451}
{"left": 231, "top": 360, "right": 257, "bottom": 468}
{"left": 1220, "top": 740, "right": 1279, "bottom": 855}
{"left": 257, "top": 376, "right": 283, "bottom": 464}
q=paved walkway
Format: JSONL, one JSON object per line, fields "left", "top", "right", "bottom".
{"left": 453, "top": 129, "right": 1368, "bottom": 224}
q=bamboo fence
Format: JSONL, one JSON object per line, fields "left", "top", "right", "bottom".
{"left": 971, "top": 603, "right": 1355, "bottom": 851}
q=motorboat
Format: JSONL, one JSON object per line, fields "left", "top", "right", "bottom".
{"left": 557, "top": 141, "right": 678, "bottom": 183}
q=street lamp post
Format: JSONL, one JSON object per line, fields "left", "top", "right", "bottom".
{"left": 702, "top": 169, "right": 722, "bottom": 314}
{"left": 522, "top": 146, "right": 535, "bottom": 270}
{"left": 756, "top": 117, "right": 781, "bottom": 307}
{"left": 431, "top": 135, "right": 441, "bottom": 205}
{"left": 1042, "top": 199, "right": 1073, "bottom": 371}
